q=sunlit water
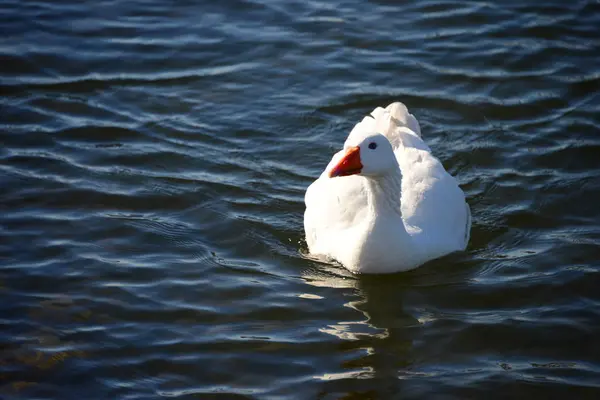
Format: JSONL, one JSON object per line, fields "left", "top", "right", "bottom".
{"left": 1, "top": 0, "right": 600, "bottom": 398}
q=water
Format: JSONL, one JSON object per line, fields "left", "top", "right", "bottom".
{"left": 1, "top": 0, "right": 600, "bottom": 398}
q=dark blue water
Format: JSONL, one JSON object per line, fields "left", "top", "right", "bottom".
{"left": 2, "top": 0, "right": 600, "bottom": 398}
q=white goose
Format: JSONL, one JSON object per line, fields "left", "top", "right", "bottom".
{"left": 304, "top": 102, "right": 471, "bottom": 274}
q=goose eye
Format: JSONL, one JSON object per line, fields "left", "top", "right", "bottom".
{"left": 368, "top": 142, "right": 377, "bottom": 150}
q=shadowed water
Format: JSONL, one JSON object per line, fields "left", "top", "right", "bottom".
{"left": 1, "top": 0, "right": 600, "bottom": 398}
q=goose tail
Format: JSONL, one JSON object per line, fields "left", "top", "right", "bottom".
{"left": 346, "top": 101, "right": 424, "bottom": 150}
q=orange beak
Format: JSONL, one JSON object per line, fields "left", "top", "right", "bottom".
{"left": 329, "top": 146, "right": 363, "bottom": 178}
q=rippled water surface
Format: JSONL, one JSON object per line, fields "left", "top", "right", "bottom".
{"left": 2, "top": 0, "right": 600, "bottom": 398}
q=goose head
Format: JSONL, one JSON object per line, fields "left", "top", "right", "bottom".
{"left": 329, "top": 133, "right": 397, "bottom": 178}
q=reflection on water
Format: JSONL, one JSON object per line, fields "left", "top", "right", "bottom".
{"left": 302, "top": 264, "right": 419, "bottom": 383}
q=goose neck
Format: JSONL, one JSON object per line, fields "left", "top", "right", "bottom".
{"left": 364, "top": 169, "right": 402, "bottom": 217}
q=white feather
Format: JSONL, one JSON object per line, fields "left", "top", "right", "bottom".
{"left": 304, "top": 102, "right": 470, "bottom": 274}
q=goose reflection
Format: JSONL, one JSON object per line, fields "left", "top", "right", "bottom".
{"left": 300, "top": 261, "right": 431, "bottom": 383}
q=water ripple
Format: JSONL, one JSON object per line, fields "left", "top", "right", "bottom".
{"left": 1, "top": 0, "right": 600, "bottom": 398}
